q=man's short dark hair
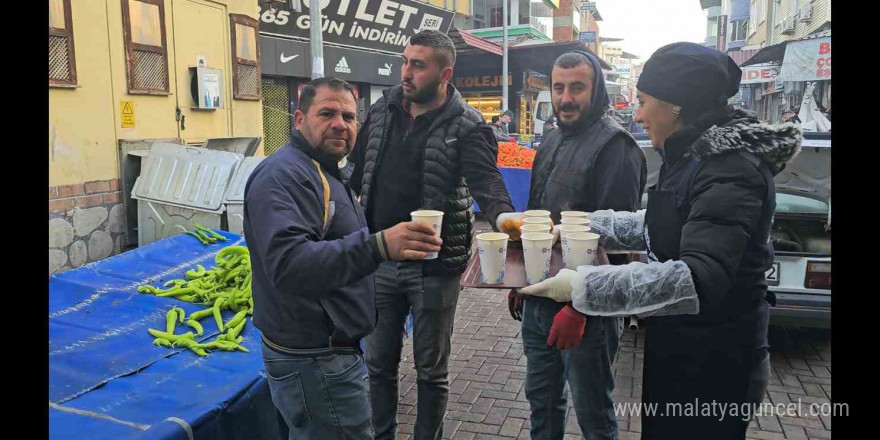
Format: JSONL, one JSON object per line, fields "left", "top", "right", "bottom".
{"left": 298, "top": 77, "right": 358, "bottom": 114}
{"left": 410, "top": 30, "right": 456, "bottom": 68}
{"left": 551, "top": 52, "right": 595, "bottom": 80}
{"left": 491, "top": 115, "right": 500, "bottom": 124}
{"left": 501, "top": 110, "right": 514, "bottom": 118}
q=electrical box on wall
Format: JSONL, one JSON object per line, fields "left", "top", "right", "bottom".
{"left": 189, "top": 67, "right": 224, "bottom": 110}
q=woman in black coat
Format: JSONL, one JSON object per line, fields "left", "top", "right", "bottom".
{"left": 521, "top": 42, "right": 802, "bottom": 439}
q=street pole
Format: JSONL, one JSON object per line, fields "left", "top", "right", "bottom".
{"left": 308, "top": 0, "right": 324, "bottom": 79}
{"left": 502, "top": 0, "right": 509, "bottom": 112}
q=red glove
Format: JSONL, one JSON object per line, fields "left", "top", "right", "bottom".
{"left": 547, "top": 305, "right": 587, "bottom": 350}
{"left": 508, "top": 290, "right": 523, "bottom": 321}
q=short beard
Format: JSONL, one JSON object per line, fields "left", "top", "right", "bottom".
{"left": 553, "top": 103, "right": 589, "bottom": 131}
{"left": 318, "top": 140, "right": 352, "bottom": 161}
{"left": 403, "top": 78, "right": 441, "bottom": 104}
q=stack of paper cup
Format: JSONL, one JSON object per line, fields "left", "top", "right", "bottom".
{"left": 476, "top": 232, "right": 509, "bottom": 284}
{"left": 523, "top": 217, "right": 553, "bottom": 227}
{"left": 521, "top": 232, "right": 554, "bottom": 284}
{"left": 524, "top": 210, "right": 551, "bottom": 219}
{"left": 560, "top": 211, "right": 590, "bottom": 219}
{"left": 559, "top": 225, "right": 592, "bottom": 268}
{"left": 520, "top": 224, "right": 552, "bottom": 235}
{"left": 411, "top": 210, "right": 444, "bottom": 260}
{"left": 560, "top": 217, "right": 590, "bottom": 226}
{"left": 563, "top": 232, "right": 600, "bottom": 269}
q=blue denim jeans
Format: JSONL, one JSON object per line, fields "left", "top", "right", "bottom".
{"left": 522, "top": 296, "right": 623, "bottom": 440}
{"left": 364, "top": 261, "right": 461, "bottom": 440}
{"left": 261, "top": 342, "right": 372, "bottom": 440}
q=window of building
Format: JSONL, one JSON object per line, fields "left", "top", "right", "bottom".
{"left": 731, "top": 19, "right": 749, "bottom": 43}
{"left": 121, "top": 0, "right": 169, "bottom": 95}
{"left": 230, "top": 14, "right": 261, "bottom": 100}
{"left": 758, "top": 0, "right": 766, "bottom": 24}
{"left": 749, "top": 0, "right": 757, "bottom": 34}
{"left": 49, "top": 0, "right": 77, "bottom": 87}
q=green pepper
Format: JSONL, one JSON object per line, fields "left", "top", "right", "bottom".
{"left": 193, "top": 224, "right": 228, "bottom": 242}
{"left": 148, "top": 328, "right": 195, "bottom": 343}
{"left": 172, "top": 337, "right": 208, "bottom": 356}
{"left": 188, "top": 307, "right": 215, "bottom": 321}
{"left": 184, "top": 230, "right": 210, "bottom": 245}
{"left": 185, "top": 319, "right": 204, "bottom": 336}
{"left": 152, "top": 338, "right": 172, "bottom": 347}
{"left": 215, "top": 246, "right": 249, "bottom": 266}
{"left": 185, "top": 265, "right": 207, "bottom": 279}
{"left": 228, "top": 318, "right": 247, "bottom": 340}
{"left": 225, "top": 309, "right": 248, "bottom": 330}
{"left": 165, "top": 309, "right": 178, "bottom": 334}
{"left": 156, "top": 287, "right": 196, "bottom": 298}
{"left": 138, "top": 285, "right": 159, "bottom": 294}
{"left": 212, "top": 297, "right": 226, "bottom": 332}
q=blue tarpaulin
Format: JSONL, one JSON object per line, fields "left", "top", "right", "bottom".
{"left": 475, "top": 166, "right": 531, "bottom": 213}
{"left": 49, "top": 231, "right": 284, "bottom": 440}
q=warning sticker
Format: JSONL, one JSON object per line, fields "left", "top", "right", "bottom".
{"left": 120, "top": 101, "right": 135, "bottom": 128}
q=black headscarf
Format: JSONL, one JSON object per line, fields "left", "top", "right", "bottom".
{"left": 637, "top": 42, "right": 741, "bottom": 109}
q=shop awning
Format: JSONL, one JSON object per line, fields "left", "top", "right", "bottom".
{"left": 741, "top": 29, "right": 831, "bottom": 67}
{"left": 449, "top": 27, "right": 503, "bottom": 56}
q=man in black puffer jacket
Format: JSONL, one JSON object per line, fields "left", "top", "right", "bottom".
{"left": 350, "top": 30, "right": 515, "bottom": 440}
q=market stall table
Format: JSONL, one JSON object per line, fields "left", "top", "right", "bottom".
{"left": 49, "top": 231, "right": 282, "bottom": 440}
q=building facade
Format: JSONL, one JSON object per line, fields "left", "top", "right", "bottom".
{"left": 49, "top": 0, "right": 263, "bottom": 274}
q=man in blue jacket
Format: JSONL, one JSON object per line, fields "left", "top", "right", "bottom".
{"left": 244, "top": 77, "right": 443, "bottom": 440}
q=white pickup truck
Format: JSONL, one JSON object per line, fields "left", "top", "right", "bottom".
{"left": 634, "top": 131, "right": 831, "bottom": 328}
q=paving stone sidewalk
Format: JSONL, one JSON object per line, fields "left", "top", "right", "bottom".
{"left": 393, "top": 287, "right": 832, "bottom": 440}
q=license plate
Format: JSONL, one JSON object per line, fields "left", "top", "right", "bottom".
{"left": 765, "top": 262, "right": 780, "bottom": 286}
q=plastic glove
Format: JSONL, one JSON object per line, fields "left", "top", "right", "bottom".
{"left": 588, "top": 209, "right": 648, "bottom": 252}
{"left": 519, "top": 268, "right": 577, "bottom": 302}
{"left": 547, "top": 305, "right": 587, "bottom": 350}
{"left": 507, "top": 290, "right": 523, "bottom": 321}
{"left": 496, "top": 212, "right": 524, "bottom": 240}
{"left": 569, "top": 260, "right": 699, "bottom": 318}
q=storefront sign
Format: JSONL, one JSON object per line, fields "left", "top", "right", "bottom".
{"left": 779, "top": 37, "right": 831, "bottom": 82}
{"left": 261, "top": 36, "right": 402, "bottom": 85}
{"left": 613, "top": 64, "right": 632, "bottom": 75}
{"left": 716, "top": 15, "right": 728, "bottom": 52}
{"left": 580, "top": 1, "right": 596, "bottom": 12}
{"left": 578, "top": 31, "right": 596, "bottom": 43}
{"left": 522, "top": 71, "right": 549, "bottom": 93}
{"left": 454, "top": 74, "right": 514, "bottom": 91}
{"left": 258, "top": 0, "right": 454, "bottom": 55}
{"left": 740, "top": 65, "right": 780, "bottom": 84}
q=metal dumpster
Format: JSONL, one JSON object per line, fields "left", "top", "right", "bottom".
{"left": 222, "top": 156, "right": 264, "bottom": 235}
{"left": 131, "top": 142, "right": 242, "bottom": 246}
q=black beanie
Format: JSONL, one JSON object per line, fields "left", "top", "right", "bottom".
{"left": 637, "top": 42, "right": 741, "bottom": 109}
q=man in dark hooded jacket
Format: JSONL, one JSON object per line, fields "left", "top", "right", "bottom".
{"left": 502, "top": 51, "right": 646, "bottom": 440}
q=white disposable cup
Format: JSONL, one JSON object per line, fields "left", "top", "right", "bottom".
{"left": 563, "top": 232, "right": 600, "bottom": 269}
{"left": 560, "top": 211, "right": 590, "bottom": 218}
{"left": 559, "top": 225, "right": 592, "bottom": 267}
{"left": 522, "top": 217, "right": 552, "bottom": 226}
{"left": 520, "top": 224, "right": 552, "bottom": 235}
{"left": 411, "top": 210, "right": 444, "bottom": 260}
{"left": 524, "top": 210, "right": 551, "bottom": 218}
{"left": 521, "top": 232, "right": 554, "bottom": 284}
{"left": 560, "top": 217, "right": 591, "bottom": 226}
{"left": 477, "top": 232, "right": 509, "bottom": 284}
